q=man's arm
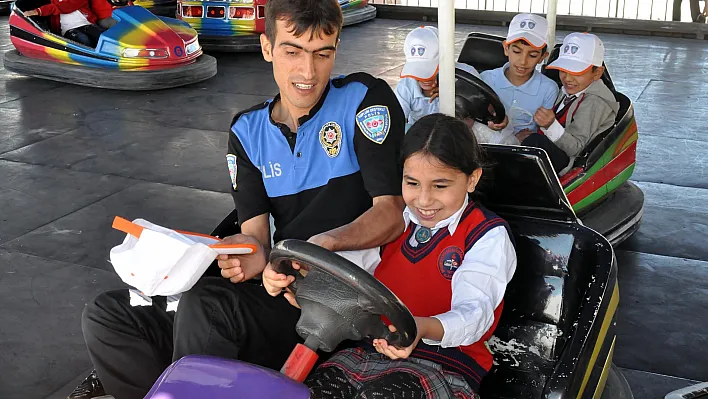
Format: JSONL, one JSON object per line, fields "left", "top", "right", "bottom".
{"left": 310, "top": 195, "right": 405, "bottom": 251}
{"left": 218, "top": 114, "right": 273, "bottom": 282}
{"left": 311, "top": 74, "right": 407, "bottom": 251}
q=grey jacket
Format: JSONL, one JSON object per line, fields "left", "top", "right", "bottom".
{"left": 554, "top": 79, "right": 619, "bottom": 158}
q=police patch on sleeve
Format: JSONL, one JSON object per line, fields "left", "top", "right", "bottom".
{"left": 226, "top": 154, "right": 237, "bottom": 190}
{"left": 319, "top": 121, "right": 343, "bottom": 158}
{"left": 356, "top": 105, "right": 391, "bottom": 144}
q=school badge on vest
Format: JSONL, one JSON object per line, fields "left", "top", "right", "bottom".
{"left": 319, "top": 121, "right": 343, "bottom": 158}
{"left": 438, "top": 246, "right": 464, "bottom": 280}
{"left": 226, "top": 154, "right": 237, "bottom": 190}
{"left": 356, "top": 105, "right": 390, "bottom": 144}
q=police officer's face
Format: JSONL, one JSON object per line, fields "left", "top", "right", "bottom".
{"left": 260, "top": 20, "right": 338, "bottom": 113}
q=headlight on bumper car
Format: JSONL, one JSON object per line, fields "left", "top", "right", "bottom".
{"left": 186, "top": 39, "right": 200, "bottom": 55}
{"left": 122, "top": 48, "right": 169, "bottom": 58}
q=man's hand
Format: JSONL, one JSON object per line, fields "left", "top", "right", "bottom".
{"left": 534, "top": 107, "right": 556, "bottom": 129}
{"left": 515, "top": 128, "right": 534, "bottom": 142}
{"left": 24, "top": 9, "right": 39, "bottom": 16}
{"left": 307, "top": 232, "right": 336, "bottom": 251}
{"left": 217, "top": 234, "right": 266, "bottom": 283}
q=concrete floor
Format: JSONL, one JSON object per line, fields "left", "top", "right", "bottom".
{"left": 0, "top": 16, "right": 706, "bottom": 399}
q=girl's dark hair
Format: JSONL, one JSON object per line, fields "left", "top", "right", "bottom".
{"left": 265, "top": 0, "right": 343, "bottom": 45}
{"left": 401, "top": 113, "right": 488, "bottom": 176}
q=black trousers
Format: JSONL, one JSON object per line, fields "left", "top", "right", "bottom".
{"left": 521, "top": 133, "right": 571, "bottom": 173}
{"left": 81, "top": 277, "right": 303, "bottom": 399}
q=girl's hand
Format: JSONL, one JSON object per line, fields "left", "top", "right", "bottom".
{"left": 372, "top": 318, "right": 425, "bottom": 360}
{"left": 262, "top": 262, "right": 302, "bottom": 308}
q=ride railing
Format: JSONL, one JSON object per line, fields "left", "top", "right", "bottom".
{"left": 370, "top": 0, "right": 694, "bottom": 22}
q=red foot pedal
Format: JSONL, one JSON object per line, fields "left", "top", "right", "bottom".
{"left": 280, "top": 343, "right": 319, "bottom": 382}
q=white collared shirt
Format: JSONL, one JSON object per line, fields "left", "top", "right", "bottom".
{"left": 395, "top": 62, "right": 481, "bottom": 126}
{"left": 369, "top": 199, "right": 517, "bottom": 348}
{"left": 480, "top": 63, "right": 559, "bottom": 133}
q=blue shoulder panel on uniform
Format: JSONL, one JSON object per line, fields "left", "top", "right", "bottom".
{"left": 231, "top": 80, "right": 370, "bottom": 198}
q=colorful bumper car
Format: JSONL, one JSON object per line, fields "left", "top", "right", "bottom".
{"left": 457, "top": 32, "right": 644, "bottom": 246}
{"left": 176, "top": 0, "right": 376, "bottom": 52}
{"left": 4, "top": 5, "right": 217, "bottom": 90}
{"left": 142, "top": 146, "right": 632, "bottom": 398}
{"left": 133, "top": 0, "right": 177, "bottom": 17}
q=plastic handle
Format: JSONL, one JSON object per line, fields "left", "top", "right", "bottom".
{"left": 112, "top": 216, "right": 144, "bottom": 238}
{"left": 280, "top": 343, "right": 319, "bottom": 382}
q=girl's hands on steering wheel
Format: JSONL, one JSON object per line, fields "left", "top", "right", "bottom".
{"left": 373, "top": 317, "right": 443, "bottom": 360}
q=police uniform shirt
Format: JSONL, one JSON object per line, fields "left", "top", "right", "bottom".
{"left": 227, "top": 73, "right": 405, "bottom": 243}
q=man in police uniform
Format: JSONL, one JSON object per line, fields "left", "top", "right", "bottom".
{"left": 78, "top": 0, "right": 406, "bottom": 398}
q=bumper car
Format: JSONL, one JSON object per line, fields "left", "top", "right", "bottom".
{"left": 457, "top": 33, "right": 644, "bottom": 246}
{"left": 176, "top": 0, "right": 376, "bottom": 52}
{"left": 0, "top": 0, "right": 13, "bottom": 12}
{"left": 4, "top": 5, "right": 217, "bottom": 90}
{"left": 143, "top": 146, "right": 632, "bottom": 398}
{"left": 133, "top": 0, "right": 177, "bottom": 17}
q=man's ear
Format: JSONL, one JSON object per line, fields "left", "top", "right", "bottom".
{"left": 260, "top": 33, "right": 273, "bottom": 62}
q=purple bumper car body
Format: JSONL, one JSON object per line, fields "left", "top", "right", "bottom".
{"left": 144, "top": 355, "right": 311, "bottom": 399}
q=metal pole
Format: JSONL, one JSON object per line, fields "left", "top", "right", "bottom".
{"left": 546, "top": 0, "right": 558, "bottom": 49}
{"left": 438, "top": 0, "right": 455, "bottom": 116}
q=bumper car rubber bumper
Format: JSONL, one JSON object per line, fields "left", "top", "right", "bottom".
{"left": 3, "top": 49, "right": 217, "bottom": 90}
{"left": 580, "top": 181, "right": 644, "bottom": 247}
{"left": 343, "top": 5, "right": 377, "bottom": 26}
{"left": 199, "top": 34, "right": 262, "bottom": 52}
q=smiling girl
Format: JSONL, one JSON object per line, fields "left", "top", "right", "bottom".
{"left": 303, "top": 113, "right": 517, "bottom": 398}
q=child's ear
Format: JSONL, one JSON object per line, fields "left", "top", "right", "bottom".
{"left": 503, "top": 43, "right": 510, "bottom": 57}
{"left": 593, "top": 66, "right": 605, "bottom": 81}
{"left": 468, "top": 168, "right": 483, "bottom": 192}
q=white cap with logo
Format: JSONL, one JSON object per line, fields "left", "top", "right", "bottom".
{"left": 401, "top": 26, "right": 440, "bottom": 81}
{"left": 505, "top": 13, "right": 549, "bottom": 49}
{"left": 547, "top": 32, "right": 605, "bottom": 75}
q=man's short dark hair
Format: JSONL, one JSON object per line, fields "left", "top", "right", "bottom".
{"left": 265, "top": 0, "right": 343, "bottom": 45}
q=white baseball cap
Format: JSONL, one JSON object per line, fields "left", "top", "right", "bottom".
{"left": 505, "top": 13, "right": 549, "bottom": 49}
{"left": 547, "top": 32, "right": 605, "bottom": 75}
{"left": 401, "top": 26, "right": 439, "bottom": 81}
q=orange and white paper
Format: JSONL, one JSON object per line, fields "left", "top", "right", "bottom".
{"left": 110, "top": 216, "right": 256, "bottom": 297}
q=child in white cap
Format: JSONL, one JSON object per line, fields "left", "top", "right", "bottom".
{"left": 528, "top": 32, "right": 620, "bottom": 173}
{"left": 480, "top": 13, "right": 558, "bottom": 134}
{"left": 395, "top": 25, "right": 480, "bottom": 128}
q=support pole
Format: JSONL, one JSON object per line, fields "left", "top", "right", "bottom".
{"left": 546, "top": 0, "right": 558, "bottom": 49}
{"left": 438, "top": 0, "right": 455, "bottom": 116}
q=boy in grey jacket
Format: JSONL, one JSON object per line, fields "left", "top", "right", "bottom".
{"left": 518, "top": 32, "right": 619, "bottom": 173}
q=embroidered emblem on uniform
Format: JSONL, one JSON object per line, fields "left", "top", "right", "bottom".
{"left": 438, "top": 246, "right": 464, "bottom": 280}
{"left": 319, "top": 121, "right": 342, "bottom": 158}
{"left": 226, "top": 154, "right": 237, "bottom": 190}
{"left": 356, "top": 105, "right": 391, "bottom": 145}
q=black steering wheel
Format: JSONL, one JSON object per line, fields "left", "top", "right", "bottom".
{"left": 271, "top": 240, "right": 417, "bottom": 352}
{"left": 454, "top": 68, "right": 506, "bottom": 125}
